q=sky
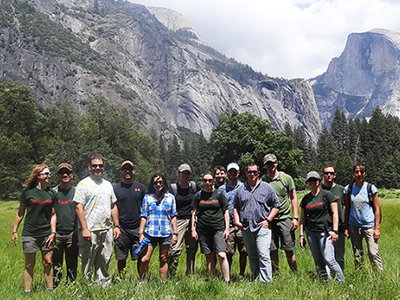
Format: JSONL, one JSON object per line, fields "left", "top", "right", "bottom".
{"left": 130, "top": 0, "right": 400, "bottom": 79}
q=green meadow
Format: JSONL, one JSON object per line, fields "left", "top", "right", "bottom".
{"left": 1, "top": 191, "right": 399, "bottom": 300}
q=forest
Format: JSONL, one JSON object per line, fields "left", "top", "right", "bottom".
{"left": 1, "top": 78, "right": 399, "bottom": 200}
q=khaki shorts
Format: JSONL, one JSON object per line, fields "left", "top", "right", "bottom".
{"left": 226, "top": 226, "right": 246, "bottom": 255}
{"left": 270, "top": 217, "right": 295, "bottom": 251}
{"left": 22, "top": 235, "right": 52, "bottom": 253}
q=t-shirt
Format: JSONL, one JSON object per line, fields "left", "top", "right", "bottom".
{"left": 344, "top": 182, "right": 378, "bottom": 227}
{"left": 266, "top": 172, "right": 295, "bottom": 220}
{"left": 300, "top": 189, "right": 337, "bottom": 232}
{"left": 20, "top": 187, "right": 58, "bottom": 238}
{"left": 73, "top": 176, "right": 117, "bottom": 231}
{"left": 322, "top": 184, "right": 344, "bottom": 227}
{"left": 114, "top": 182, "right": 146, "bottom": 229}
{"left": 55, "top": 186, "right": 77, "bottom": 235}
{"left": 170, "top": 182, "right": 200, "bottom": 220}
{"left": 192, "top": 189, "right": 228, "bottom": 233}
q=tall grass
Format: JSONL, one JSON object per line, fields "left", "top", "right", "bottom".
{"left": 1, "top": 196, "right": 399, "bottom": 300}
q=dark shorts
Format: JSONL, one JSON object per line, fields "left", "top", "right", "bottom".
{"left": 198, "top": 230, "right": 226, "bottom": 254}
{"left": 114, "top": 227, "right": 140, "bottom": 261}
{"left": 270, "top": 217, "right": 295, "bottom": 251}
{"left": 22, "top": 235, "right": 52, "bottom": 254}
{"left": 147, "top": 234, "right": 172, "bottom": 247}
{"left": 226, "top": 226, "right": 246, "bottom": 255}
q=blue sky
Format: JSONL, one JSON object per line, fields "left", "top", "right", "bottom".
{"left": 131, "top": 0, "right": 400, "bottom": 79}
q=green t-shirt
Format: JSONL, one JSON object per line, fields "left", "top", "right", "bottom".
{"left": 300, "top": 190, "right": 337, "bottom": 232}
{"left": 192, "top": 189, "right": 228, "bottom": 232}
{"left": 267, "top": 172, "right": 295, "bottom": 220}
{"left": 20, "top": 187, "right": 58, "bottom": 237}
{"left": 321, "top": 184, "right": 344, "bottom": 227}
{"left": 55, "top": 186, "right": 77, "bottom": 235}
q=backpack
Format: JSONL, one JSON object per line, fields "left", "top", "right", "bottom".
{"left": 321, "top": 189, "right": 343, "bottom": 232}
{"left": 170, "top": 181, "right": 197, "bottom": 197}
{"left": 347, "top": 182, "right": 381, "bottom": 224}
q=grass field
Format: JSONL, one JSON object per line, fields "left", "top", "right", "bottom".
{"left": 1, "top": 191, "right": 399, "bottom": 300}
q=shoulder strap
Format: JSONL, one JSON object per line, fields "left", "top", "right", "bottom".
{"left": 367, "top": 183, "right": 373, "bottom": 205}
{"left": 190, "top": 181, "right": 197, "bottom": 194}
{"left": 278, "top": 172, "right": 289, "bottom": 192}
{"left": 321, "top": 189, "right": 329, "bottom": 208}
{"left": 170, "top": 183, "right": 178, "bottom": 197}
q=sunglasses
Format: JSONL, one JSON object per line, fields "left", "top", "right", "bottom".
{"left": 228, "top": 170, "right": 238, "bottom": 174}
{"left": 307, "top": 178, "right": 318, "bottom": 182}
{"left": 40, "top": 172, "right": 51, "bottom": 176}
{"left": 153, "top": 180, "right": 163, "bottom": 185}
{"left": 246, "top": 170, "right": 259, "bottom": 174}
{"left": 122, "top": 168, "right": 133, "bottom": 172}
{"left": 91, "top": 164, "right": 104, "bottom": 168}
{"left": 354, "top": 170, "right": 365, "bottom": 174}
{"left": 202, "top": 179, "right": 213, "bottom": 183}
{"left": 59, "top": 170, "right": 72, "bottom": 176}
{"left": 323, "top": 172, "right": 335, "bottom": 175}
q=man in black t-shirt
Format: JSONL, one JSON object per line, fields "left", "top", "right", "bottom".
{"left": 167, "top": 163, "right": 200, "bottom": 277}
{"left": 113, "top": 160, "right": 146, "bottom": 275}
{"left": 53, "top": 163, "right": 78, "bottom": 286}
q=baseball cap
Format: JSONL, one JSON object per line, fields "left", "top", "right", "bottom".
{"left": 263, "top": 154, "right": 277, "bottom": 164}
{"left": 121, "top": 160, "right": 134, "bottom": 168}
{"left": 306, "top": 171, "right": 321, "bottom": 182}
{"left": 178, "top": 163, "right": 192, "bottom": 173}
{"left": 58, "top": 163, "right": 73, "bottom": 172}
{"left": 227, "top": 163, "right": 240, "bottom": 172}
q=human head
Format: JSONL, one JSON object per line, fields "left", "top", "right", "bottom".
{"left": 306, "top": 171, "right": 321, "bottom": 186}
{"left": 263, "top": 153, "right": 278, "bottom": 174}
{"left": 89, "top": 154, "right": 104, "bottom": 181}
{"left": 24, "top": 164, "right": 50, "bottom": 188}
{"left": 352, "top": 162, "right": 367, "bottom": 182}
{"left": 178, "top": 163, "right": 192, "bottom": 181}
{"left": 245, "top": 163, "right": 260, "bottom": 185}
{"left": 202, "top": 173, "right": 215, "bottom": 192}
{"left": 322, "top": 165, "right": 336, "bottom": 186}
{"left": 58, "top": 163, "right": 73, "bottom": 185}
{"left": 120, "top": 160, "right": 135, "bottom": 182}
{"left": 227, "top": 163, "right": 240, "bottom": 182}
{"left": 214, "top": 166, "right": 226, "bottom": 187}
{"left": 148, "top": 173, "right": 168, "bottom": 197}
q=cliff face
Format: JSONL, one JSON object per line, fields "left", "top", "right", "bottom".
{"left": 311, "top": 29, "right": 400, "bottom": 125}
{"left": 1, "top": 0, "right": 321, "bottom": 141}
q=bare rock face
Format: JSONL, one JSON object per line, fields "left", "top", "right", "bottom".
{"left": 312, "top": 29, "right": 400, "bottom": 125}
{"left": 0, "top": 0, "right": 321, "bottom": 142}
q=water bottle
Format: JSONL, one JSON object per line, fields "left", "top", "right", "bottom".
{"left": 134, "top": 236, "right": 150, "bottom": 256}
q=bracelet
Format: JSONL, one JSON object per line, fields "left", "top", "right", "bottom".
{"left": 333, "top": 230, "right": 339, "bottom": 234}
{"left": 173, "top": 232, "right": 178, "bottom": 236}
{"left": 12, "top": 232, "right": 17, "bottom": 234}
{"left": 139, "top": 232, "right": 144, "bottom": 235}
{"left": 293, "top": 217, "right": 299, "bottom": 221}
{"left": 51, "top": 231, "right": 57, "bottom": 236}
{"left": 115, "top": 225, "right": 121, "bottom": 229}
{"left": 299, "top": 235, "right": 304, "bottom": 237}
{"left": 266, "top": 219, "right": 271, "bottom": 225}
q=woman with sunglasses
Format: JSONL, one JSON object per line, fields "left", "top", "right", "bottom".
{"left": 12, "top": 164, "right": 58, "bottom": 293}
{"left": 191, "top": 173, "right": 230, "bottom": 282}
{"left": 299, "top": 171, "right": 345, "bottom": 282}
{"left": 344, "top": 163, "right": 383, "bottom": 272}
{"left": 138, "top": 173, "right": 177, "bottom": 280}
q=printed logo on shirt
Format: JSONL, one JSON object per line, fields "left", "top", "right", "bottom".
{"left": 58, "top": 199, "right": 74, "bottom": 205}
{"left": 306, "top": 201, "right": 323, "bottom": 209}
{"left": 200, "top": 199, "right": 219, "bottom": 205}
{"left": 31, "top": 199, "right": 52, "bottom": 204}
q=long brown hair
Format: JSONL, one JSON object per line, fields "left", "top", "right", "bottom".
{"left": 23, "top": 164, "right": 49, "bottom": 188}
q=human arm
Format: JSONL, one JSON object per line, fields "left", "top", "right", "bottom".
{"left": 45, "top": 207, "right": 57, "bottom": 248}
{"left": 329, "top": 201, "right": 339, "bottom": 244}
{"left": 344, "top": 192, "right": 350, "bottom": 238}
{"left": 138, "top": 217, "right": 146, "bottom": 243}
{"left": 76, "top": 203, "right": 92, "bottom": 241}
{"left": 259, "top": 207, "right": 280, "bottom": 228}
{"left": 299, "top": 207, "right": 306, "bottom": 249}
{"left": 111, "top": 202, "right": 121, "bottom": 239}
{"left": 171, "top": 216, "right": 178, "bottom": 245}
{"left": 191, "top": 208, "right": 198, "bottom": 241}
{"left": 12, "top": 203, "right": 26, "bottom": 246}
{"left": 289, "top": 189, "right": 299, "bottom": 231}
{"left": 372, "top": 192, "right": 381, "bottom": 241}
{"left": 222, "top": 206, "right": 230, "bottom": 240}
{"left": 233, "top": 207, "right": 243, "bottom": 230}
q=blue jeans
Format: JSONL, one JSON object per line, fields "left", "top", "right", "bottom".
{"left": 306, "top": 230, "right": 345, "bottom": 282}
{"left": 242, "top": 226, "right": 272, "bottom": 283}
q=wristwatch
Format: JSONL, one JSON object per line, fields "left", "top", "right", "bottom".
{"left": 333, "top": 230, "right": 339, "bottom": 234}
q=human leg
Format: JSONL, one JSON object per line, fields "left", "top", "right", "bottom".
{"left": 255, "top": 227, "right": 273, "bottom": 283}
{"left": 24, "top": 253, "right": 36, "bottom": 292}
{"left": 184, "top": 220, "right": 198, "bottom": 275}
{"left": 94, "top": 229, "right": 113, "bottom": 286}
{"left": 78, "top": 230, "right": 98, "bottom": 281}
{"left": 363, "top": 227, "right": 383, "bottom": 272}
{"left": 139, "top": 244, "right": 155, "bottom": 280}
{"left": 167, "top": 219, "right": 185, "bottom": 276}
{"left": 52, "top": 234, "right": 65, "bottom": 285}
{"left": 242, "top": 229, "right": 259, "bottom": 280}
{"left": 306, "top": 231, "right": 328, "bottom": 278}
{"left": 284, "top": 250, "right": 297, "bottom": 271}
{"left": 65, "top": 230, "right": 78, "bottom": 283}
{"left": 335, "top": 232, "right": 346, "bottom": 271}
{"left": 41, "top": 250, "right": 54, "bottom": 289}
{"left": 349, "top": 226, "right": 364, "bottom": 270}
{"left": 321, "top": 233, "right": 345, "bottom": 282}
{"left": 205, "top": 252, "right": 217, "bottom": 276}
{"left": 217, "top": 252, "right": 230, "bottom": 282}
{"left": 159, "top": 244, "right": 170, "bottom": 279}
{"left": 226, "top": 227, "right": 236, "bottom": 272}
{"left": 236, "top": 228, "right": 247, "bottom": 276}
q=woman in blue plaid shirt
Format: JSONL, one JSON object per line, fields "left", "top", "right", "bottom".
{"left": 138, "top": 173, "right": 178, "bottom": 280}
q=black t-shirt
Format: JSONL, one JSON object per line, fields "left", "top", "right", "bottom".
{"left": 170, "top": 182, "right": 200, "bottom": 219}
{"left": 114, "top": 182, "right": 146, "bottom": 229}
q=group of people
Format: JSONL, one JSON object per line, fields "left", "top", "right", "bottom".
{"left": 11, "top": 153, "right": 383, "bottom": 293}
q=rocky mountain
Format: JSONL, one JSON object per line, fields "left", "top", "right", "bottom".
{"left": 0, "top": 0, "right": 321, "bottom": 142}
{"left": 311, "top": 28, "right": 400, "bottom": 126}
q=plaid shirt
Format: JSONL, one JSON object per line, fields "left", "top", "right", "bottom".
{"left": 141, "top": 192, "right": 177, "bottom": 237}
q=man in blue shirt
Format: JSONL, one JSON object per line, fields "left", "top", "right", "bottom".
{"left": 233, "top": 163, "right": 280, "bottom": 283}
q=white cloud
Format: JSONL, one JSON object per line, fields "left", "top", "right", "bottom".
{"left": 131, "top": 0, "right": 400, "bottom": 79}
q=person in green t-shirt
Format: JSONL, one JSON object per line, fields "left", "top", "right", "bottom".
{"left": 299, "top": 171, "right": 345, "bottom": 282}
{"left": 191, "top": 173, "right": 230, "bottom": 282}
{"left": 12, "top": 164, "right": 57, "bottom": 294}
{"left": 263, "top": 154, "right": 298, "bottom": 272}
{"left": 52, "top": 163, "right": 77, "bottom": 286}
